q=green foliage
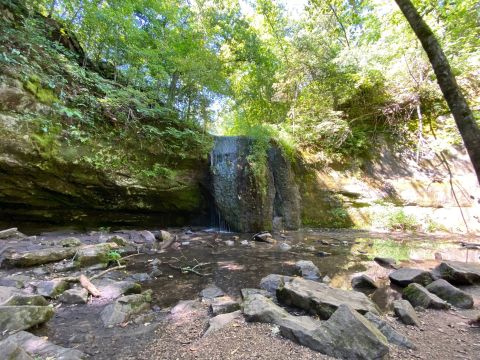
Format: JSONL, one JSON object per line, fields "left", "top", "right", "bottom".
{"left": 107, "top": 250, "right": 121, "bottom": 264}
{"left": 385, "top": 209, "right": 419, "bottom": 231}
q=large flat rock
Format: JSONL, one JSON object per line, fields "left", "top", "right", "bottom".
{"left": 277, "top": 277, "right": 380, "bottom": 319}
{"left": 0, "top": 331, "right": 85, "bottom": 359}
{"left": 2, "top": 247, "right": 77, "bottom": 267}
{"left": 435, "top": 261, "right": 480, "bottom": 285}
{"left": 389, "top": 268, "right": 433, "bottom": 287}
{"left": 280, "top": 304, "right": 389, "bottom": 360}
{"left": 426, "top": 279, "right": 473, "bottom": 308}
{"left": 0, "top": 305, "right": 54, "bottom": 334}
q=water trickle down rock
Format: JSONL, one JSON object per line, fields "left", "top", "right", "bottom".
{"left": 210, "top": 136, "right": 300, "bottom": 232}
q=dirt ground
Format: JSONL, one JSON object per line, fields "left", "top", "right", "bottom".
{"left": 124, "top": 302, "right": 480, "bottom": 360}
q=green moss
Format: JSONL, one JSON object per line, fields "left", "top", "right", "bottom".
{"left": 24, "top": 77, "right": 58, "bottom": 105}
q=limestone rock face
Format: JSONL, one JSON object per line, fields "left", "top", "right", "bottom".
{"left": 277, "top": 277, "right": 380, "bottom": 319}
{"left": 389, "top": 268, "right": 433, "bottom": 287}
{"left": 210, "top": 136, "right": 300, "bottom": 232}
{"left": 403, "top": 283, "right": 449, "bottom": 309}
{"left": 435, "top": 261, "right": 480, "bottom": 285}
{"left": 0, "top": 305, "right": 54, "bottom": 333}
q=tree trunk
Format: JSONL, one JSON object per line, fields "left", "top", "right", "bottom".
{"left": 394, "top": 0, "right": 480, "bottom": 185}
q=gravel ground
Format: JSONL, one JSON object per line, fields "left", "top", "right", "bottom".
{"left": 123, "top": 302, "right": 480, "bottom": 360}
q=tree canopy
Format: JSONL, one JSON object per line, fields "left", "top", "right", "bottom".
{"left": 28, "top": 0, "right": 480, "bottom": 164}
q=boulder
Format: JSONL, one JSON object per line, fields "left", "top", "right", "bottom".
{"left": 277, "top": 277, "right": 380, "bottom": 319}
{"left": 280, "top": 305, "right": 389, "bottom": 360}
{"left": 0, "top": 305, "right": 54, "bottom": 333}
{"left": 0, "top": 331, "right": 85, "bottom": 360}
{"left": 393, "top": 300, "right": 420, "bottom": 326}
{"left": 352, "top": 275, "right": 378, "bottom": 291}
{"left": 2, "top": 247, "right": 77, "bottom": 267}
{"left": 389, "top": 268, "right": 433, "bottom": 287}
{"left": 364, "top": 312, "right": 416, "bottom": 349}
{"left": 240, "top": 288, "right": 273, "bottom": 300}
{"left": 259, "top": 274, "right": 293, "bottom": 295}
{"left": 59, "top": 237, "right": 82, "bottom": 247}
{"left": 74, "top": 243, "right": 116, "bottom": 267}
{"left": 0, "top": 339, "right": 33, "bottom": 360}
{"left": 59, "top": 288, "right": 88, "bottom": 304}
{"left": 0, "top": 287, "right": 48, "bottom": 306}
{"left": 34, "top": 279, "right": 69, "bottom": 298}
{"left": 199, "top": 285, "right": 225, "bottom": 300}
{"left": 100, "top": 290, "right": 152, "bottom": 327}
{"left": 403, "top": 283, "right": 449, "bottom": 309}
{"left": 243, "top": 293, "right": 291, "bottom": 324}
{"left": 374, "top": 257, "right": 398, "bottom": 269}
{"left": 0, "top": 228, "right": 25, "bottom": 240}
{"left": 157, "top": 230, "right": 174, "bottom": 242}
{"left": 294, "top": 260, "right": 320, "bottom": 281}
{"left": 210, "top": 296, "right": 240, "bottom": 316}
{"left": 107, "top": 235, "right": 128, "bottom": 246}
{"left": 425, "top": 279, "right": 473, "bottom": 309}
{"left": 204, "top": 310, "right": 242, "bottom": 336}
{"left": 92, "top": 279, "right": 141, "bottom": 299}
{"left": 435, "top": 261, "right": 480, "bottom": 285}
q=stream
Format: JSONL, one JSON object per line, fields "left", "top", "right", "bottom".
{"left": 1, "top": 227, "right": 479, "bottom": 358}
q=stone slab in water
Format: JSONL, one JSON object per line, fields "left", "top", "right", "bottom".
{"left": 294, "top": 260, "right": 321, "bottom": 281}
{"left": 403, "top": 283, "right": 449, "bottom": 309}
{"left": 435, "top": 261, "right": 480, "bottom": 285}
{"left": 0, "top": 331, "right": 85, "bottom": 360}
{"left": 389, "top": 268, "right": 433, "bottom": 287}
{"left": 425, "top": 279, "right": 473, "bottom": 309}
{"left": 277, "top": 277, "right": 380, "bottom": 319}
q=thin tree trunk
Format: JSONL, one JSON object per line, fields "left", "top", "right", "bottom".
{"left": 394, "top": 0, "right": 480, "bottom": 185}
{"left": 416, "top": 102, "right": 423, "bottom": 163}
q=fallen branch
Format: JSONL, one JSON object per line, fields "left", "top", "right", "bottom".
{"left": 167, "top": 262, "right": 212, "bottom": 276}
{"left": 79, "top": 274, "right": 101, "bottom": 297}
{"left": 90, "top": 265, "right": 126, "bottom": 280}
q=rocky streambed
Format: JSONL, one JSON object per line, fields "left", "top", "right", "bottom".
{"left": 0, "top": 227, "right": 479, "bottom": 359}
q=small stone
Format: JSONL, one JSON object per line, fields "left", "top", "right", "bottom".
{"left": 393, "top": 299, "right": 420, "bottom": 326}
{"left": 128, "top": 273, "right": 151, "bottom": 282}
{"left": 240, "top": 240, "right": 249, "bottom": 246}
{"left": 200, "top": 285, "right": 225, "bottom": 300}
{"left": 224, "top": 240, "right": 235, "bottom": 247}
{"left": 279, "top": 242, "right": 291, "bottom": 251}
{"left": 316, "top": 251, "right": 331, "bottom": 257}
{"left": 149, "top": 266, "right": 163, "bottom": 277}
{"left": 60, "top": 237, "right": 82, "bottom": 247}
{"left": 59, "top": 288, "right": 88, "bottom": 304}
{"left": 204, "top": 310, "right": 242, "bottom": 336}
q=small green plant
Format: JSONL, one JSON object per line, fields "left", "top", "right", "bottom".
{"left": 385, "top": 208, "right": 419, "bottom": 231}
{"left": 107, "top": 250, "right": 121, "bottom": 264}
